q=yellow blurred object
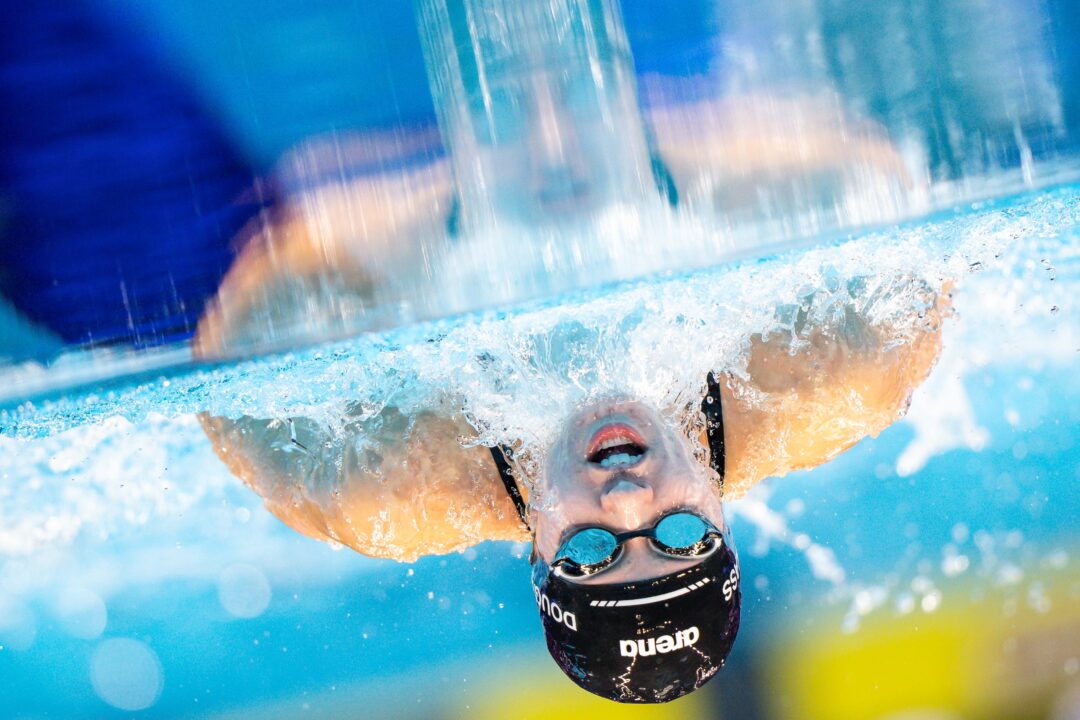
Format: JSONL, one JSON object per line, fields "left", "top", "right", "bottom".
{"left": 764, "top": 563, "right": 1080, "bottom": 720}
{"left": 468, "top": 658, "right": 710, "bottom": 720}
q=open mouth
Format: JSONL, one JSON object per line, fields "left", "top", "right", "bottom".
{"left": 586, "top": 423, "right": 647, "bottom": 469}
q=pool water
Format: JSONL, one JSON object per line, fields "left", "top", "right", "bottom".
{"left": 0, "top": 183, "right": 1076, "bottom": 718}
{"left": 4, "top": 0, "right": 1080, "bottom": 716}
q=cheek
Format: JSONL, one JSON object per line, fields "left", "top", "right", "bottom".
{"left": 681, "top": 480, "right": 726, "bottom": 524}
{"left": 531, "top": 507, "right": 565, "bottom": 562}
{"left": 531, "top": 481, "right": 601, "bottom": 560}
{"left": 652, "top": 461, "right": 719, "bottom": 510}
{"left": 537, "top": 448, "right": 586, "bottom": 502}
{"left": 538, "top": 475, "right": 593, "bottom": 518}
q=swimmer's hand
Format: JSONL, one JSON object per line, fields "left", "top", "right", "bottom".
{"left": 717, "top": 277, "right": 952, "bottom": 497}
{"left": 193, "top": 160, "right": 453, "bottom": 358}
{"left": 646, "top": 93, "right": 913, "bottom": 217}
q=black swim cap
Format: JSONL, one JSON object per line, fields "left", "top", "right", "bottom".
{"left": 531, "top": 539, "right": 741, "bottom": 703}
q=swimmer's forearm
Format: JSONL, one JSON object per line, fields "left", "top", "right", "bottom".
{"left": 742, "top": 317, "right": 874, "bottom": 395}
{"left": 192, "top": 211, "right": 377, "bottom": 357}
{"left": 743, "top": 277, "right": 945, "bottom": 394}
{"left": 723, "top": 328, "right": 944, "bottom": 496}
{"left": 194, "top": 163, "right": 454, "bottom": 358}
{"left": 200, "top": 407, "right": 529, "bottom": 560}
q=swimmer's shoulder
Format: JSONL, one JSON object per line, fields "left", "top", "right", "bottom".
{"left": 710, "top": 283, "right": 949, "bottom": 495}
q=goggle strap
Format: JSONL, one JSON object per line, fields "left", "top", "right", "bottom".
{"left": 490, "top": 444, "right": 530, "bottom": 529}
{"left": 703, "top": 372, "right": 726, "bottom": 494}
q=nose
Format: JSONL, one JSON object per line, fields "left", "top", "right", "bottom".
{"left": 600, "top": 478, "right": 655, "bottom": 526}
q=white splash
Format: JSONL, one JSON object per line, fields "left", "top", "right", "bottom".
{"left": 0, "top": 183, "right": 1076, "bottom": 616}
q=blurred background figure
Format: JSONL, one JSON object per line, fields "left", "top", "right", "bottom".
{"left": 196, "top": 0, "right": 925, "bottom": 355}
{"left": 816, "top": 0, "right": 1065, "bottom": 181}
{"left": 417, "top": 0, "right": 661, "bottom": 231}
{"left": 1, "top": 0, "right": 1077, "bottom": 358}
{"left": 641, "top": 0, "right": 1068, "bottom": 221}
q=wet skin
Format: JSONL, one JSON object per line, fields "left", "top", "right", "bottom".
{"left": 533, "top": 399, "right": 727, "bottom": 584}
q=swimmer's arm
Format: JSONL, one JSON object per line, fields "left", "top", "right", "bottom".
{"left": 199, "top": 405, "right": 530, "bottom": 562}
{"left": 193, "top": 161, "right": 453, "bottom": 357}
{"left": 195, "top": 161, "right": 528, "bottom": 559}
{"left": 647, "top": 94, "right": 911, "bottom": 207}
{"left": 716, "top": 280, "right": 951, "bottom": 497}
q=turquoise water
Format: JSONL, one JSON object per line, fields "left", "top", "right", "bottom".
{"left": 3, "top": 0, "right": 1080, "bottom": 715}
{"left": 0, "top": 183, "right": 1077, "bottom": 717}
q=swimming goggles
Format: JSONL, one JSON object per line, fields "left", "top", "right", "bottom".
{"left": 551, "top": 511, "right": 724, "bottom": 578}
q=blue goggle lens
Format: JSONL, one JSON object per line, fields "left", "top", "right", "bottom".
{"left": 654, "top": 512, "right": 711, "bottom": 550}
{"left": 560, "top": 527, "right": 619, "bottom": 567}
{"left": 555, "top": 513, "right": 719, "bottom": 572}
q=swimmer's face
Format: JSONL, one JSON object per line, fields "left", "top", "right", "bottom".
{"left": 462, "top": 54, "right": 647, "bottom": 225}
{"left": 533, "top": 399, "right": 726, "bottom": 584}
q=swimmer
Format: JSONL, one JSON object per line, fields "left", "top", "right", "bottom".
{"left": 197, "top": 280, "right": 947, "bottom": 702}
{"left": 195, "top": 0, "right": 944, "bottom": 703}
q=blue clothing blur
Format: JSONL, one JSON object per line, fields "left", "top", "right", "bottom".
{"left": 0, "top": 1, "right": 267, "bottom": 349}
